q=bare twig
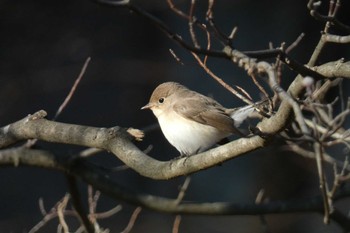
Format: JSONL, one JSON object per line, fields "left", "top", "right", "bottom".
{"left": 205, "top": 1, "right": 231, "bottom": 45}
{"left": 175, "top": 176, "right": 191, "bottom": 204}
{"left": 191, "top": 52, "right": 254, "bottom": 105}
{"left": 66, "top": 175, "right": 95, "bottom": 233}
{"left": 249, "top": 72, "right": 270, "bottom": 102}
{"left": 188, "top": 0, "right": 200, "bottom": 48}
{"left": 4, "top": 147, "right": 350, "bottom": 216}
{"left": 57, "top": 194, "right": 70, "bottom": 233}
{"left": 203, "top": 24, "right": 211, "bottom": 65}
{"left": 172, "top": 215, "right": 182, "bottom": 233}
{"left": 234, "top": 85, "right": 253, "bottom": 101}
{"left": 314, "top": 142, "right": 331, "bottom": 224}
{"left": 121, "top": 207, "right": 142, "bottom": 233}
{"left": 94, "top": 0, "right": 328, "bottom": 80}
{"left": 93, "top": 205, "right": 122, "bottom": 219}
{"left": 286, "top": 33, "right": 305, "bottom": 54}
{"left": 284, "top": 142, "right": 350, "bottom": 171}
{"left": 80, "top": 148, "right": 104, "bottom": 158}
{"left": 306, "top": 119, "right": 349, "bottom": 141}
{"left": 29, "top": 195, "right": 76, "bottom": 233}
{"left": 228, "top": 26, "right": 238, "bottom": 41}
{"left": 87, "top": 186, "right": 122, "bottom": 220}
{"left": 307, "top": 0, "right": 350, "bottom": 32}
{"left": 24, "top": 57, "right": 91, "bottom": 149}
{"left": 169, "top": 48, "right": 185, "bottom": 65}
{"left": 167, "top": 0, "right": 190, "bottom": 19}
{"left": 88, "top": 185, "right": 97, "bottom": 222}
{"left": 39, "top": 198, "right": 47, "bottom": 215}
{"left": 172, "top": 177, "right": 191, "bottom": 232}
{"left": 54, "top": 57, "right": 91, "bottom": 120}
{"left": 255, "top": 189, "right": 271, "bottom": 233}
{"left": 324, "top": 34, "right": 350, "bottom": 43}
{"left": 329, "top": 157, "right": 349, "bottom": 198}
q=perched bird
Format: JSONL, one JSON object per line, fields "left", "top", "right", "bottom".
{"left": 142, "top": 82, "right": 265, "bottom": 156}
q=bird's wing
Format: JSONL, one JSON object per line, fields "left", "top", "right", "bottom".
{"left": 173, "top": 96, "right": 241, "bottom": 134}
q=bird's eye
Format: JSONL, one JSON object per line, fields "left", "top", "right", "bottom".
{"left": 158, "top": 97, "right": 164, "bottom": 104}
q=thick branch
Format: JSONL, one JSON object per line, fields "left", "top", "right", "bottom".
{"left": 313, "top": 61, "right": 350, "bottom": 79}
{"left": 66, "top": 175, "right": 95, "bottom": 233}
{"left": 2, "top": 147, "right": 350, "bottom": 217}
{"left": 0, "top": 110, "right": 266, "bottom": 179}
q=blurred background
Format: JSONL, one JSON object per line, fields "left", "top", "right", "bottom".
{"left": 0, "top": 0, "right": 349, "bottom": 232}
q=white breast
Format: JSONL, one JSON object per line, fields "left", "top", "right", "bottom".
{"left": 157, "top": 111, "right": 230, "bottom": 156}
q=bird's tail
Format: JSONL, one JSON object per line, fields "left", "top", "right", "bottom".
{"left": 227, "top": 100, "right": 271, "bottom": 127}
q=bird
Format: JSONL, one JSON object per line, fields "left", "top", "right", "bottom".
{"left": 142, "top": 82, "right": 266, "bottom": 156}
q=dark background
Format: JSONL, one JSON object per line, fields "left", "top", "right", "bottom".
{"left": 0, "top": 0, "right": 349, "bottom": 232}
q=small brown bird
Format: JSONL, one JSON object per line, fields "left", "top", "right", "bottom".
{"left": 142, "top": 82, "right": 263, "bottom": 156}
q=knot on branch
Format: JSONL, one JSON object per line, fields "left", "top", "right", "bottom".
{"left": 27, "top": 110, "right": 47, "bottom": 121}
{"left": 105, "top": 126, "right": 144, "bottom": 142}
{"left": 127, "top": 128, "right": 144, "bottom": 141}
{"left": 96, "top": 127, "right": 124, "bottom": 142}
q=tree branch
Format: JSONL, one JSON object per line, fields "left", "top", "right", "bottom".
{"left": 0, "top": 110, "right": 267, "bottom": 179}
{"left": 66, "top": 175, "right": 95, "bottom": 233}
{"left": 313, "top": 60, "right": 350, "bottom": 79}
{"left": 94, "top": 0, "right": 330, "bottom": 81}
{"left": 2, "top": 147, "right": 350, "bottom": 218}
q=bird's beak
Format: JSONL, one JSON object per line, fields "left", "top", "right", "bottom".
{"left": 141, "top": 103, "right": 153, "bottom": 110}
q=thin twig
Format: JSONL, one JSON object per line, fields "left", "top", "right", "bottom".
{"left": 284, "top": 142, "right": 350, "bottom": 171}
{"left": 172, "top": 177, "right": 191, "bottom": 233}
{"left": 314, "top": 142, "right": 331, "bottom": 224}
{"left": 80, "top": 148, "right": 104, "bottom": 158}
{"left": 93, "top": 205, "right": 122, "bottom": 219}
{"left": 322, "top": 109, "right": 350, "bottom": 140}
{"left": 95, "top": 0, "right": 328, "bottom": 81}
{"left": 234, "top": 85, "right": 253, "bottom": 101}
{"left": 205, "top": 0, "right": 232, "bottom": 45}
{"left": 169, "top": 49, "right": 184, "bottom": 65}
{"left": 249, "top": 72, "right": 270, "bottom": 102}
{"left": 172, "top": 215, "right": 182, "bottom": 233}
{"left": 24, "top": 57, "right": 91, "bottom": 149}
{"left": 110, "top": 164, "right": 130, "bottom": 172}
{"left": 307, "top": 0, "right": 350, "bottom": 32}
{"left": 305, "top": 119, "right": 349, "bottom": 142}
{"left": 175, "top": 176, "right": 191, "bottom": 204}
{"left": 39, "top": 198, "right": 47, "bottom": 215}
{"left": 203, "top": 24, "right": 211, "bottom": 65}
{"left": 29, "top": 196, "right": 76, "bottom": 233}
{"left": 66, "top": 175, "right": 95, "bottom": 233}
{"left": 191, "top": 52, "right": 254, "bottom": 105}
{"left": 286, "top": 33, "right": 305, "bottom": 54}
{"left": 88, "top": 188, "right": 122, "bottom": 222}
{"left": 121, "top": 207, "right": 142, "bottom": 233}
{"left": 88, "top": 185, "right": 97, "bottom": 223}
{"left": 228, "top": 26, "right": 238, "bottom": 41}
{"left": 188, "top": 0, "right": 200, "bottom": 48}
{"left": 329, "top": 157, "right": 349, "bottom": 198}
{"left": 57, "top": 194, "right": 70, "bottom": 233}
{"left": 255, "top": 189, "right": 271, "bottom": 233}
{"left": 167, "top": 0, "right": 190, "bottom": 19}
{"left": 54, "top": 57, "right": 91, "bottom": 120}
